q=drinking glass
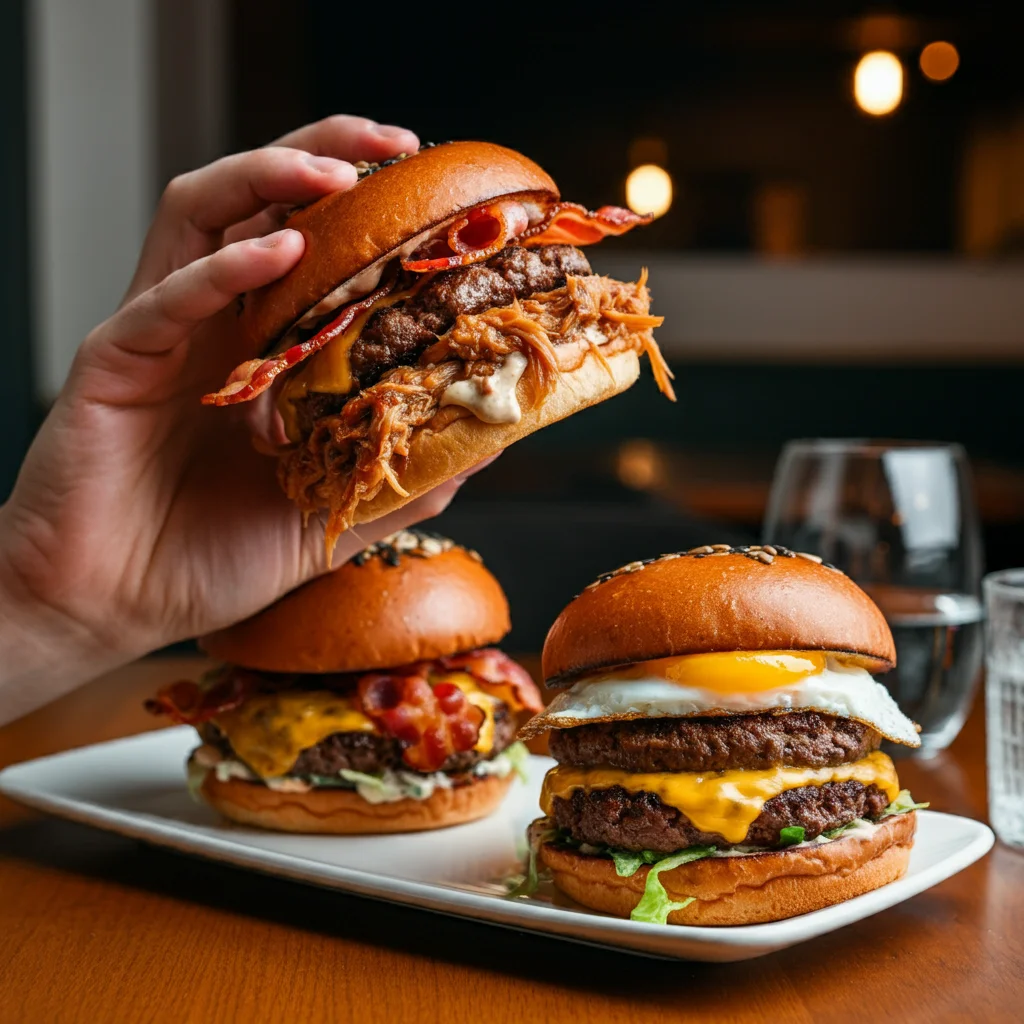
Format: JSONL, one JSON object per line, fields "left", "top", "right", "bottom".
{"left": 764, "top": 440, "right": 984, "bottom": 755}
{"left": 984, "top": 569, "right": 1024, "bottom": 848}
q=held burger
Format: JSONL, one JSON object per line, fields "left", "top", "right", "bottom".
{"left": 203, "top": 141, "right": 674, "bottom": 556}
{"left": 146, "top": 531, "right": 542, "bottom": 833}
{"left": 518, "top": 545, "right": 926, "bottom": 925}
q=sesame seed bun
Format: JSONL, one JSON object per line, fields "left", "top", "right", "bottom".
{"left": 542, "top": 547, "right": 897, "bottom": 687}
{"left": 200, "top": 534, "right": 510, "bottom": 673}
{"left": 539, "top": 811, "right": 916, "bottom": 926}
{"left": 242, "top": 141, "right": 559, "bottom": 350}
{"left": 200, "top": 770, "right": 513, "bottom": 834}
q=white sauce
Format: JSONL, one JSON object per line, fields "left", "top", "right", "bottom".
{"left": 440, "top": 351, "right": 528, "bottom": 424}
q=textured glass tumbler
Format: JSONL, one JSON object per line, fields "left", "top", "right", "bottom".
{"left": 984, "top": 569, "right": 1024, "bottom": 848}
{"left": 764, "top": 440, "right": 984, "bottom": 755}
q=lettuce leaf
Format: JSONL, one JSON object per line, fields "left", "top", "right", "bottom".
{"left": 630, "top": 846, "right": 715, "bottom": 925}
{"left": 880, "top": 789, "right": 930, "bottom": 817}
{"left": 186, "top": 761, "right": 207, "bottom": 804}
{"left": 610, "top": 850, "right": 645, "bottom": 877}
{"left": 779, "top": 825, "right": 806, "bottom": 846}
{"left": 506, "top": 826, "right": 557, "bottom": 899}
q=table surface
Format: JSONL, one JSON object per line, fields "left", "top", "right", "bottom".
{"left": 2, "top": 657, "right": 1022, "bottom": 1024}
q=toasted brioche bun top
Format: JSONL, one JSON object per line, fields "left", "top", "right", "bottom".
{"left": 543, "top": 545, "right": 896, "bottom": 686}
{"left": 201, "top": 531, "right": 510, "bottom": 673}
{"left": 241, "top": 141, "right": 559, "bottom": 348}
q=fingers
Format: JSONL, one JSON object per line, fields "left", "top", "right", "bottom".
{"left": 225, "top": 117, "right": 421, "bottom": 244}
{"left": 74, "top": 231, "right": 305, "bottom": 404}
{"left": 271, "top": 114, "right": 419, "bottom": 163}
{"left": 160, "top": 147, "right": 358, "bottom": 236}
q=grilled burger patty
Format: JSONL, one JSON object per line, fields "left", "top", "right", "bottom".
{"left": 202, "top": 702, "right": 516, "bottom": 779}
{"left": 551, "top": 780, "right": 891, "bottom": 852}
{"left": 292, "top": 243, "right": 592, "bottom": 434}
{"left": 547, "top": 712, "right": 882, "bottom": 773}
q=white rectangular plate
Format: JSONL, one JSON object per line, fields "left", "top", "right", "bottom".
{"left": 0, "top": 727, "right": 993, "bottom": 961}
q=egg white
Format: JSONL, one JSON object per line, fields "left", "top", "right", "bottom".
{"left": 524, "top": 657, "right": 920, "bottom": 746}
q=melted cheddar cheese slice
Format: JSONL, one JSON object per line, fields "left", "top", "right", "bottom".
{"left": 212, "top": 674, "right": 500, "bottom": 780}
{"left": 539, "top": 751, "right": 899, "bottom": 844}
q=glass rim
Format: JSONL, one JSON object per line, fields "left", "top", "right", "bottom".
{"left": 984, "top": 568, "right": 1024, "bottom": 599}
{"left": 780, "top": 438, "right": 966, "bottom": 457}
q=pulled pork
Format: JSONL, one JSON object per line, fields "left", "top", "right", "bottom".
{"left": 279, "top": 273, "right": 671, "bottom": 555}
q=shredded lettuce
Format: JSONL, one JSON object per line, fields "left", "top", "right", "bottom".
{"left": 880, "top": 789, "right": 930, "bottom": 817}
{"left": 630, "top": 846, "right": 715, "bottom": 925}
{"left": 779, "top": 825, "right": 806, "bottom": 846}
{"left": 506, "top": 826, "right": 557, "bottom": 899}
{"left": 503, "top": 741, "right": 531, "bottom": 785}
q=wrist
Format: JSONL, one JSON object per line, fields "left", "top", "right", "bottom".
{"left": 0, "top": 510, "right": 132, "bottom": 726}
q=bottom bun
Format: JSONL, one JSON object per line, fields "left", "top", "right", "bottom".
{"left": 201, "top": 771, "right": 513, "bottom": 834}
{"left": 351, "top": 348, "right": 640, "bottom": 526}
{"left": 539, "top": 812, "right": 916, "bottom": 926}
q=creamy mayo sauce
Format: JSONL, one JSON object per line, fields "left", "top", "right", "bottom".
{"left": 440, "top": 352, "right": 528, "bottom": 424}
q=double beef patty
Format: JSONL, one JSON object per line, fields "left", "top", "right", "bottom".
{"left": 205, "top": 703, "right": 516, "bottom": 778}
{"left": 293, "top": 244, "right": 592, "bottom": 435}
{"left": 548, "top": 712, "right": 889, "bottom": 851}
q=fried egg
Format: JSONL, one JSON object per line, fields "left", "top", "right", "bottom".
{"left": 522, "top": 651, "right": 920, "bottom": 746}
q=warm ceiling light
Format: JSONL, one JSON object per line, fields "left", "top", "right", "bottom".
{"left": 854, "top": 51, "right": 904, "bottom": 116}
{"left": 920, "top": 41, "right": 959, "bottom": 82}
{"left": 625, "top": 164, "right": 673, "bottom": 219}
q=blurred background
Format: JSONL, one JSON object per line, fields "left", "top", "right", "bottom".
{"left": 2, "top": 0, "right": 1023, "bottom": 651}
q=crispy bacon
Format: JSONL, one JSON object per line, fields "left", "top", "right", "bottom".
{"left": 520, "top": 203, "right": 652, "bottom": 248}
{"left": 144, "top": 666, "right": 262, "bottom": 725}
{"left": 401, "top": 200, "right": 529, "bottom": 272}
{"left": 200, "top": 273, "right": 398, "bottom": 406}
{"left": 357, "top": 670, "right": 484, "bottom": 772}
{"left": 439, "top": 648, "right": 543, "bottom": 713}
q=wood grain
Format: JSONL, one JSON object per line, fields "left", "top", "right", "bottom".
{"left": 1, "top": 657, "right": 1021, "bottom": 1024}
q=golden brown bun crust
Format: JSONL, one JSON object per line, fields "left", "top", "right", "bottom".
{"left": 200, "top": 546, "right": 510, "bottom": 672}
{"left": 242, "top": 142, "right": 559, "bottom": 348}
{"left": 351, "top": 348, "right": 640, "bottom": 527}
{"left": 540, "top": 811, "right": 916, "bottom": 926}
{"left": 543, "top": 549, "right": 896, "bottom": 685}
{"left": 201, "top": 771, "right": 512, "bottom": 834}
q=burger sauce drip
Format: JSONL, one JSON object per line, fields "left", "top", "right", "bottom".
{"left": 357, "top": 672, "right": 484, "bottom": 772}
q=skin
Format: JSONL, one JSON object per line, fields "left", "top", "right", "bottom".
{"left": 0, "top": 116, "right": 493, "bottom": 726}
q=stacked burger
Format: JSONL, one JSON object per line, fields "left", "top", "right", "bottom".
{"left": 203, "top": 141, "right": 674, "bottom": 555}
{"left": 520, "top": 545, "right": 926, "bottom": 925}
{"left": 147, "top": 530, "right": 541, "bottom": 833}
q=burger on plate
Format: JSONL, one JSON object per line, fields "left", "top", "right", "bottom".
{"left": 203, "top": 141, "right": 674, "bottom": 556}
{"left": 518, "top": 544, "right": 926, "bottom": 926}
{"left": 146, "top": 530, "right": 542, "bottom": 833}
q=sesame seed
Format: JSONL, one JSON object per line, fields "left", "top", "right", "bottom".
{"left": 797, "top": 552, "right": 823, "bottom": 564}
{"left": 711, "top": 544, "right": 732, "bottom": 552}
{"left": 763, "top": 545, "right": 777, "bottom": 556}
{"left": 688, "top": 545, "right": 714, "bottom": 555}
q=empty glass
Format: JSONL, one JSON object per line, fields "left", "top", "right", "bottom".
{"left": 764, "top": 440, "right": 984, "bottom": 756}
{"left": 984, "top": 569, "right": 1024, "bottom": 848}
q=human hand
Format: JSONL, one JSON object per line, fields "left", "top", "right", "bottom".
{"left": 0, "top": 116, "right": 489, "bottom": 725}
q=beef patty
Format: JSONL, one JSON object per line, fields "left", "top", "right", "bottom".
{"left": 204, "top": 702, "right": 516, "bottom": 778}
{"left": 291, "top": 243, "right": 592, "bottom": 435}
{"left": 548, "top": 712, "right": 881, "bottom": 773}
{"left": 551, "top": 781, "right": 891, "bottom": 852}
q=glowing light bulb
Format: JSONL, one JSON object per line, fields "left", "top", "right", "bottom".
{"left": 920, "top": 41, "right": 959, "bottom": 82}
{"left": 625, "top": 164, "right": 673, "bottom": 218}
{"left": 854, "top": 51, "right": 904, "bottom": 116}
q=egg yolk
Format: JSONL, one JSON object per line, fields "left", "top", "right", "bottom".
{"left": 609, "top": 650, "right": 829, "bottom": 694}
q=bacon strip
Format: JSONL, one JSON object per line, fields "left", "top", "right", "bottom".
{"left": 402, "top": 200, "right": 529, "bottom": 272}
{"left": 357, "top": 670, "right": 484, "bottom": 772}
{"left": 439, "top": 648, "right": 543, "bottom": 713}
{"left": 520, "top": 203, "right": 652, "bottom": 248}
{"left": 201, "top": 273, "right": 398, "bottom": 406}
{"left": 144, "top": 667, "right": 263, "bottom": 725}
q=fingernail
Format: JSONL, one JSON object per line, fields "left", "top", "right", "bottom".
{"left": 304, "top": 154, "right": 348, "bottom": 174}
{"left": 372, "top": 124, "right": 415, "bottom": 140}
{"left": 256, "top": 229, "right": 292, "bottom": 248}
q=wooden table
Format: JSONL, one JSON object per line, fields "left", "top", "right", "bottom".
{"left": 2, "top": 657, "right": 1022, "bottom": 1023}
